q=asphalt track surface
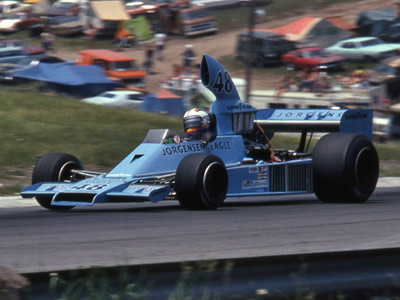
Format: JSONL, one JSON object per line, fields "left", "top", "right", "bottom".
{"left": 1, "top": 178, "right": 399, "bottom": 274}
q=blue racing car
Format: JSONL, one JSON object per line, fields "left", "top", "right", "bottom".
{"left": 21, "top": 54, "right": 380, "bottom": 210}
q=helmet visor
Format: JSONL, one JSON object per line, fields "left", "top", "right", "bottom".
{"left": 184, "top": 115, "right": 203, "bottom": 132}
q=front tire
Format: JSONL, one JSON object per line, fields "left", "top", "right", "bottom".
{"left": 32, "top": 153, "right": 83, "bottom": 210}
{"left": 175, "top": 154, "right": 228, "bottom": 210}
{"left": 313, "top": 133, "right": 379, "bottom": 203}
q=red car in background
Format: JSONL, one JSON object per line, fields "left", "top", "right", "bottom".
{"left": 282, "top": 47, "right": 345, "bottom": 71}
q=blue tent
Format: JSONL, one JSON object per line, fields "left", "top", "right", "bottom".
{"left": 140, "top": 89, "right": 186, "bottom": 117}
{"left": 13, "top": 62, "right": 119, "bottom": 97}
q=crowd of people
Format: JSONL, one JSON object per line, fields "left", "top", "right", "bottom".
{"left": 276, "top": 65, "right": 372, "bottom": 98}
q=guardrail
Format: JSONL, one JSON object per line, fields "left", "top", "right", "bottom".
{"left": 22, "top": 247, "right": 400, "bottom": 299}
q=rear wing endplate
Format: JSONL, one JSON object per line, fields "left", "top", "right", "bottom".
{"left": 255, "top": 109, "right": 373, "bottom": 137}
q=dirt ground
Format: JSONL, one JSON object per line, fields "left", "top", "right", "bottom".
{"left": 56, "top": 0, "right": 395, "bottom": 93}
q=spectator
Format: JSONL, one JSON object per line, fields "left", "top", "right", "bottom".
{"left": 40, "top": 30, "right": 55, "bottom": 52}
{"left": 276, "top": 75, "right": 298, "bottom": 100}
{"left": 85, "top": 26, "right": 97, "bottom": 48}
{"left": 144, "top": 42, "right": 155, "bottom": 75}
{"left": 182, "top": 44, "right": 196, "bottom": 69}
{"left": 154, "top": 31, "right": 167, "bottom": 61}
{"left": 351, "top": 66, "right": 370, "bottom": 84}
{"left": 114, "top": 22, "right": 133, "bottom": 51}
{"left": 299, "top": 68, "right": 319, "bottom": 92}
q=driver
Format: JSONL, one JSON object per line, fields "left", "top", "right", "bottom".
{"left": 183, "top": 108, "right": 214, "bottom": 141}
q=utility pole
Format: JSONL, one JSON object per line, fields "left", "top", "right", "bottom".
{"left": 245, "top": 0, "right": 255, "bottom": 103}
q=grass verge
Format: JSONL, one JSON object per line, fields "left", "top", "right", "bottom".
{"left": 0, "top": 89, "right": 182, "bottom": 194}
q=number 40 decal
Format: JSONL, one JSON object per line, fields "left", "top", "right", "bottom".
{"left": 212, "top": 71, "right": 233, "bottom": 94}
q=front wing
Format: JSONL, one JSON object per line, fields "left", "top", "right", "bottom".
{"left": 21, "top": 177, "right": 171, "bottom": 206}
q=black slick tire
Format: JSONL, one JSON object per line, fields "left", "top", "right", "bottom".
{"left": 313, "top": 133, "right": 379, "bottom": 203}
{"left": 32, "top": 153, "right": 83, "bottom": 210}
{"left": 175, "top": 153, "right": 228, "bottom": 210}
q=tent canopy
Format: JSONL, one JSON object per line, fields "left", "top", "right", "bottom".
{"left": 124, "top": 16, "right": 153, "bottom": 41}
{"left": 140, "top": 89, "right": 186, "bottom": 117}
{"left": 262, "top": 16, "right": 354, "bottom": 48}
{"left": 89, "top": 1, "right": 130, "bottom": 21}
{"left": 14, "top": 62, "right": 114, "bottom": 85}
{"left": 14, "top": 62, "right": 118, "bottom": 97}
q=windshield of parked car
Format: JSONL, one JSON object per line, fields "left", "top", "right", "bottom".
{"left": 101, "top": 93, "right": 117, "bottom": 99}
{"left": 262, "top": 39, "right": 293, "bottom": 51}
{"left": 361, "top": 38, "right": 383, "bottom": 47}
{"left": 182, "top": 8, "right": 211, "bottom": 21}
{"left": 110, "top": 60, "right": 137, "bottom": 71}
{"left": 302, "top": 49, "right": 325, "bottom": 57}
{"left": 53, "top": 2, "right": 76, "bottom": 8}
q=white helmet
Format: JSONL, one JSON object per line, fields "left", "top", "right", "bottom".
{"left": 183, "top": 108, "right": 210, "bottom": 135}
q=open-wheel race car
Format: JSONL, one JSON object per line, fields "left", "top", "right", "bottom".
{"left": 21, "top": 54, "right": 380, "bottom": 210}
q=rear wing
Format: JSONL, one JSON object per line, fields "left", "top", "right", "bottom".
{"left": 255, "top": 108, "right": 373, "bottom": 138}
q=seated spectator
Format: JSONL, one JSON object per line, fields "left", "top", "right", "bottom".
{"left": 299, "top": 68, "right": 319, "bottom": 92}
{"left": 275, "top": 75, "right": 298, "bottom": 100}
{"left": 314, "top": 73, "right": 331, "bottom": 93}
{"left": 351, "top": 66, "right": 370, "bottom": 84}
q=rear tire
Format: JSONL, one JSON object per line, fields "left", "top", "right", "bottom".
{"left": 176, "top": 154, "right": 228, "bottom": 209}
{"left": 313, "top": 133, "right": 379, "bottom": 203}
{"left": 32, "top": 153, "right": 83, "bottom": 210}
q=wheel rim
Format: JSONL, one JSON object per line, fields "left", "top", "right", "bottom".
{"left": 58, "top": 161, "right": 81, "bottom": 182}
{"left": 202, "top": 162, "right": 227, "bottom": 202}
{"left": 354, "top": 147, "right": 378, "bottom": 192}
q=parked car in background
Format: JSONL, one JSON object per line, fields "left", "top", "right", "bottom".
{"left": 0, "top": 0, "right": 31, "bottom": 14}
{"left": 82, "top": 90, "right": 145, "bottom": 109}
{"left": 281, "top": 47, "right": 345, "bottom": 71}
{"left": 76, "top": 49, "right": 146, "bottom": 90}
{"left": 158, "top": 3, "right": 217, "bottom": 37}
{"left": 46, "top": 15, "right": 84, "bottom": 36}
{"left": 325, "top": 37, "right": 400, "bottom": 61}
{"left": 369, "top": 56, "right": 400, "bottom": 99}
{"left": 236, "top": 31, "right": 295, "bottom": 67}
{"left": 0, "top": 54, "right": 64, "bottom": 83}
{"left": 0, "top": 39, "right": 44, "bottom": 57}
{"left": 0, "top": 12, "right": 39, "bottom": 34}
{"left": 380, "top": 20, "right": 400, "bottom": 43}
{"left": 40, "top": 0, "right": 80, "bottom": 19}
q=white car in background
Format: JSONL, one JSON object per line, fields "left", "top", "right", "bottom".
{"left": 325, "top": 37, "right": 400, "bottom": 61}
{"left": 82, "top": 90, "right": 145, "bottom": 109}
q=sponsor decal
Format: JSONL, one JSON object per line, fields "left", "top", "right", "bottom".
{"left": 39, "top": 184, "right": 69, "bottom": 192}
{"left": 227, "top": 103, "right": 254, "bottom": 111}
{"left": 242, "top": 180, "right": 252, "bottom": 189}
{"left": 127, "top": 185, "right": 165, "bottom": 194}
{"left": 242, "top": 180, "right": 268, "bottom": 189}
{"left": 249, "top": 165, "right": 268, "bottom": 174}
{"left": 249, "top": 166, "right": 268, "bottom": 180}
{"left": 161, "top": 140, "right": 232, "bottom": 156}
{"left": 274, "top": 110, "right": 343, "bottom": 120}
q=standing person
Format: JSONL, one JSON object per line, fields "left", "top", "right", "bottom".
{"left": 182, "top": 44, "right": 196, "bottom": 69}
{"left": 154, "top": 31, "right": 167, "bottom": 61}
{"left": 40, "top": 29, "right": 55, "bottom": 52}
{"left": 85, "top": 26, "right": 97, "bottom": 48}
{"left": 144, "top": 42, "right": 155, "bottom": 75}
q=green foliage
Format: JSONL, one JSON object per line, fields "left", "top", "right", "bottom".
{"left": 48, "top": 269, "right": 150, "bottom": 300}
